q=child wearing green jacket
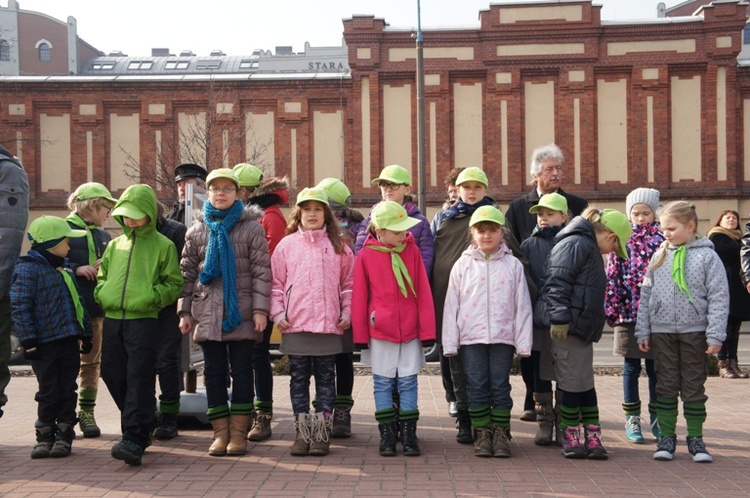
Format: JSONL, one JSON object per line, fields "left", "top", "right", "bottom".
{"left": 95, "top": 184, "right": 183, "bottom": 466}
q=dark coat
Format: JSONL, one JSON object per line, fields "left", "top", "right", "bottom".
{"left": 520, "top": 225, "right": 562, "bottom": 309}
{"left": 66, "top": 220, "right": 111, "bottom": 317}
{"left": 535, "top": 217, "right": 606, "bottom": 343}
{"left": 710, "top": 231, "right": 750, "bottom": 320}
{"left": 505, "top": 187, "right": 588, "bottom": 243}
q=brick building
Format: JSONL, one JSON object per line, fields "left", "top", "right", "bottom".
{"left": 2, "top": 0, "right": 750, "bottom": 222}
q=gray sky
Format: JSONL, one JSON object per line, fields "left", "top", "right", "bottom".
{"left": 12, "top": 0, "right": 686, "bottom": 56}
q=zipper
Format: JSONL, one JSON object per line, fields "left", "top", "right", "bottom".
{"left": 486, "top": 256, "right": 491, "bottom": 342}
{"left": 284, "top": 284, "right": 293, "bottom": 323}
{"left": 119, "top": 233, "right": 136, "bottom": 319}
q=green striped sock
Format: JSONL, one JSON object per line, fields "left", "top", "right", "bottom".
{"left": 207, "top": 404, "right": 230, "bottom": 421}
{"left": 580, "top": 405, "right": 600, "bottom": 426}
{"left": 254, "top": 400, "right": 273, "bottom": 413}
{"left": 375, "top": 407, "right": 396, "bottom": 424}
{"left": 622, "top": 401, "right": 641, "bottom": 416}
{"left": 78, "top": 388, "right": 97, "bottom": 412}
{"left": 683, "top": 401, "right": 707, "bottom": 438}
{"left": 490, "top": 408, "right": 511, "bottom": 428}
{"left": 399, "top": 409, "right": 419, "bottom": 422}
{"left": 559, "top": 404, "right": 580, "bottom": 430}
{"left": 159, "top": 398, "right": 180, "bottom": 415}
{"left": 469, "top": 404, "right": 491, "bottom": 428}
{"left": 335, "top": 395, "right": 354, "bottom": 408}
{"left": 653, "top": 396, "right": 678, "bottom": 437}
{"left": 230, "top": 403, "right": 253, "bottom": 416}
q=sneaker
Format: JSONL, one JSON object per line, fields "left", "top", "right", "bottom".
{"left": 687, "top": 436, "right": 713, "bottom": 463}
{"left": 78, "top": 410, "right": 101, "bottom": 438}
{"left": 653, "top": 434, "right": 677, "bottom": 461}
{"left": 625, "top": 415, "right": 644, "bottom": 444}
{"left": 31, "top": 441, "right": 53, "bottom": 459}
{"left": 448, "top": 401, "right": 458, "bottom": 417}
{"left": 561, "top": 427, "right": 586, "bottom": 459}
{"left": 583, "top": 425, "right": 608, "bottom": 460}
{"left": 111, "top": 439, "right": 144, "bottom": 466}
{"left": 650, "top": 414, "right": 662, "bottom": 442}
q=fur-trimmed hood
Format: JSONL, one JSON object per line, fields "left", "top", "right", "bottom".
{"left": 248, "top": 176, "right": 290, "bottom": 208}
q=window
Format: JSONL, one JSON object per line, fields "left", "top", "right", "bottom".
{"left": 91, "top": 62, "right": 115, "bottom": 70}
{"left": 195, "top": 60, "right": 221, "bottom": 70}
{"left": 39, "top": 42, "right": 50, "bottom": 62}
{"left": 126, "top": 61, "right": 153, "bottom": 70}
{"left": 165, "top": 60, "right": 189, "bottom": 70}
{"left": 744, "top": 24, "right": 750, "bottom": 45}
{"left": 0, "top": 40, "right": 9, "bottom": 61}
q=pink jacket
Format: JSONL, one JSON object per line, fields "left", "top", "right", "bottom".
{"left": 442, "top": 244, "right": 532, "bottom": 357}
{"left": 352, "top": 233, "right": 436, "bottom": 345}
{"left": 270, "top": 227, "right": 354, "bottom": 335}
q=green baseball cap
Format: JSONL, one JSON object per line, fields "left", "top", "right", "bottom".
{"left": 232, "top": 163, "right": 263, "bottom": 188}
{"left": 28, "top": 216, "right": 86, "bottom": 244}
{"left": 316, "top": 178, "right": 351, "bottom": 207}
{"left": 529, "top": 193, "right": 568, "bottom": 214}
{"left": 206, "top": 168, "right": 241, "bottom": 188}
{"left": 371, "top": 165, "right": 411, "bottom": 186}
{"left": 296, "top": 187, "right": 329, "bottom": 206}
{"left": 469, "top": 205, "right": 505, "bottom": 227}
{"left": 112, "top": 201, "right": 147, "bottom": 220}
{"left": 456, "top": 167, "right": 488, "bottom": 187}
{"left": 72, "top": 182, "right": 118, "bottom": 205}
{"left": 371, "top": 201, "right": 420, "bottom": 231}
{"left": 600, "top": 209, "right": 632, "bottom": 259}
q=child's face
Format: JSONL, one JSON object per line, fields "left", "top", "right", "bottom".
{"left": 536, "top": 207, "right": 567, "bottom": 229}
{"left": 300, "top": 201, "right": 326, "bottom": 231}
{"left": 207, "top": 178, "right": 239, "bottom": 210}
{"left": 661, "top": 215, "right": 696, "bottom": 246}
{"left": 88, "top": 201, "right": 112, "bottom": 227}
{"left": 472, "top": 224, "right": 503, "bottom": 256}
{"left": 48, "top": 238, "right": 71, "bottom": 258}
{"left": 595, "top": 230, "right": 619, "bottom": 255}
{"left": 630, "top": 203, "right": 655, "bottom": 226}
{"left": 458, "top": 181, "right": 487, "bottom": 205}
{"left": 379, "top": 181, "right": 410, "bottom": 204}
{"left": 376, "top": 228, "right": 407, "bottom": 247}
{"left": 446, "top": 184, "right": 459, "bottom": 204}
{"left": 122, "top": 216, "right": 149, "bottom": 228}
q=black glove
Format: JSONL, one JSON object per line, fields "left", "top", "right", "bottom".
{"left": 354, "top": 343, "right": 369, "bottom": 351}
{"left": 80, "top": 337, "right": 93, "bottom": 355}
{"left": 22, "top": 340, "right": 40, "bottom": 361}
{"left": 421, "top": 340, "right": 435, "bottom": 348}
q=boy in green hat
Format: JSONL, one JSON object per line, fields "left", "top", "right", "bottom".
{"left": 11, "top": 216, "right": 92, "bottom": 459}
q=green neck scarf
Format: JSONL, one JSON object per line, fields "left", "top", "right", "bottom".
{"left": 368, "top": 243, "right": 416, "bottom": 298}
{"left": 65, "top": 213, "right": 98, "bottom": 266}
{"left": 58, "top": 267, "right": 86, "bottom": 330}
{"left": 671, "top": 245, "right": 694, "bottom": 301}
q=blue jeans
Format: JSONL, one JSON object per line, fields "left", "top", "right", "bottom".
{"left": 623, "top": 357, "right": 656, "bottom": 404}
{"left": 202, "top": 340, "right": 255, "bottom": 409}
{"left": 460, "top": 343, "right": 515, "bottom": 410}
{"left": 373, "top": 374, "right": 418, "bottom": 412}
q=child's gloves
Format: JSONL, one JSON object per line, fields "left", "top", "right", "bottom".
{"left": 550, "top": 324, "right": 569, "bottom": 341}
{"left": 421, "top": 340, "right": 435, "bottom": 348}
{"left": 22, "top": 340, "right": 40, "bottom": 361}
{"left": 80, "top": 337, "right": 93, "bottom": 355}
{"left": 354, "top": 343, "right": 369, "bottom": 351}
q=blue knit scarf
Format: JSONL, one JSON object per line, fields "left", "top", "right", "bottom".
{"left": 442, "top": 196, "right": 494, "bottom": 221}
{"left": 200, "top": 200, "right": 244, "bottom": 332}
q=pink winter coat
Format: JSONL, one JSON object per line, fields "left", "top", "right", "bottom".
{"left": 270, "top": 227, "right": 354, "bottom": 335}
{"left": 442, "top": 244, "right": 533, "bottom": 357}
{"left": 352, "top": 232, "right": 436, "bottom": 345}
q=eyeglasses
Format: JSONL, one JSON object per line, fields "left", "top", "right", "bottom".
{"left": 378, "top": 182, "right": 404, "bottom": 191}
{"left": 208, "top": 186, "right": 237, "bottom": 194}
{"left": 103, "top": 205, "right": 112, "bottom": 214}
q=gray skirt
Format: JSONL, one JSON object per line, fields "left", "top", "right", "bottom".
{"left": 551, "top": 334, "right": 594, "bottom": 392}
{"left": 613, "top": 323, "right": 652, "bottom": 359}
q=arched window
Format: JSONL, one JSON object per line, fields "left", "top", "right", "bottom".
{"left": 0, "top": 40, "right": 10, "bottom": 61}
{"left": 38, "top": 42, "right": 50, "bottom": 62}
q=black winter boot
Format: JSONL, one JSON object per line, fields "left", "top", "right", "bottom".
{"left": 400, "top": 420, "right": 421, "bottom": 456}
{"left": 50, "top": 422, "right": 75, "bottom": 458}
{"left": 153, "top": 413, "right": 179, "bottom": 440}
{"left": 456, "top": 409, "right": 473, "bottom": 444}
{"left": 31, "top": 425, "right": 55, "bottom": 459}
{"left": 378, "top": 422, "right": 398, "bottom": 456}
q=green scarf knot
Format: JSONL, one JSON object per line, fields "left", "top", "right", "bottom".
{"left": 671, "top": 245, "right": 693, "bottom": 301}
{"left": 367, "top": 243, "right": 415, "bottom": 298}
{"left": 65, "top": 213, "right": 98, "bottom": 266}
{"left": 58, "top": 267, "right": 86, "bottom": 330}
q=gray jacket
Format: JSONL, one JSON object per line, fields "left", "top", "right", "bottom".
{"left": 635, "top": 237, "right": 729, "bottom": 347}
{"left": 0, "top": 146, "right": 29, "bottom": 299}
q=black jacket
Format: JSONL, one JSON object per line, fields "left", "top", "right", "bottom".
{"left": 711, "top": 231, "right": 750, "bottom": 320}
{"left": 505, "top": 187, "right": 588, "bottom": 244}
{"left": 66, "top": 220, "right": 111, "bottom": 317}
{"left": 535, "top": 217, "right": 606, "bottom": 343}
{"left": 520, "top": 225, "right": 562, "bottom": 312}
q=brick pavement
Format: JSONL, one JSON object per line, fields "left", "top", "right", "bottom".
{"left": 1, "top": 374, "right": 750, "bottom": 497}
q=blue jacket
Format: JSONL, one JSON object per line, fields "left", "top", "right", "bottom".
{"left": 10, "top": 250, "right": 92, "bottom": 345}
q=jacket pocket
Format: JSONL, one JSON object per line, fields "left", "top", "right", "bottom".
{"left": 191, "top": 290, "right": 209, "bottom": 323}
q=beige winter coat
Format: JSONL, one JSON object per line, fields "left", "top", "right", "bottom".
{"left": 178, "top": 205, "right": 272, "bottom": 343}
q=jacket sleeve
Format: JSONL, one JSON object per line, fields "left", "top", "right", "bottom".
{"left": 544, "top": 239, "right": 586, "bottom": 326}
{"left": 9, "top": 262, "right": 38, "bottom": 343}
{"left": 269, "top": 243, "right": 288, "bottom": 324}
{"left": 248, "top": 223, "right": 272, "bottom": 315}
{"left": 177, "top": 228, "right": 201, "bottom": 316}
{"left": 93, "top": 244, "right": 110, "bottom": 307}
{"left": 351, "top": 253, "right": 370, "bottom": 345}
{"left": 634, "top": 266, "right": 655, "bottom": 344}
{"left": 513, "top": 259, "right": 533, "bottom": 357}
{"left": 262, "top": 210, "right": 286, "bottom": 256}
{"left": 414, "top": 247, "right": 436, "bottom": 342}
{"left": 354, "top": 215, "right": 371, "bottom": 255}
{"left": 742, "top": 224, "right": 750, "bottom": 285}
{"left": 154, "top": 242, "right": 184, "bottom": 309}
{"left": 441, "top": 260, "right": 463, "bottom": 357}
{"left": 504, "top": 199, "right": 523, "bottom": 245}
{"left": 504, "top": 228, "right": 536, "bottom": 304}
{"left": 604, "top": 251, "right": 625, "bottom": 326}
{"left": 339, "top": 246, "right": 355, "bottom": 324}
{"left": 704, "top": 250, "right": 730, "bottom": 346}
{"left": 416, "top": 218, "right": 434, "bottom": 277}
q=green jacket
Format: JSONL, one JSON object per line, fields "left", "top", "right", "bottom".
{"left": 95, "top": 184, "right": 183, "bottom": 319}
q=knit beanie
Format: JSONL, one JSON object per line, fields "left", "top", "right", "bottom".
{"left": 625, "top": 188, "right": 660, "bottom": 221}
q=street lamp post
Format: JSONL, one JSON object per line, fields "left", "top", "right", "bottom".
{"left": 416, "top": 0, "right": 427, "bottom": 214}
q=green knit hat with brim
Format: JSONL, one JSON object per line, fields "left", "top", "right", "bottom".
{"left": 456, "top": 167, "right": 488, "bottom": 187}
{"left": 296, "top": 187, "right": 329, "bottom": 206}
{"left": 469, "top": 206, "right": 505, "bottom": 227}
{"left": 371, "top": 165, "right": 411, "bottom": 186}
{"left": 316, "top": 178, "right": 351, "bottom": 207}
{"left": 600, "top": 209, "right": 632, "bottom": 259}
{"left": 529, "top": 193, "right": 568, "bottom": 214}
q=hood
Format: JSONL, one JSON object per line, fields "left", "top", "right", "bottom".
{"left": 0, "top": 144, "right": 13, "bottom": 159}
{"left": 248, "top": 176, "right": 290, "bottom": 208}
{"left": 532, "top": 225, "right": 563, "bottom": 240}
{"left": 666, "top": 236, "right": 714, "bottom": 252}
{"left": 362, "top": 231, "right": 416, "bottom": 250}
{"left": 555, "top": 215, "right": 595, "bottom": 244}
{"left": 196, "top": 203, "right": 264, "bottom": 224}
{"left": 404, "top": 202, "right": 423, "bottom": 217}
{"left": 113, "top": 184, "right": 158, "bottom": 237}
{"left": 464, "top": 242, "right": 511, "bottom": 261}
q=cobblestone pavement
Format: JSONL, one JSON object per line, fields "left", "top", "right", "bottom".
{"left": 1, "top": 374, "right": 749, "bottom": 497}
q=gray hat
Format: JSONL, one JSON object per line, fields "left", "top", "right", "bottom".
{"left": 626, "top": 188, "right": 660, "bottom": 221}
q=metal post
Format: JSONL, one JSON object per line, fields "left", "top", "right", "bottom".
{"left": 416, "top": 0, "right": 427, "bottom": 214}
